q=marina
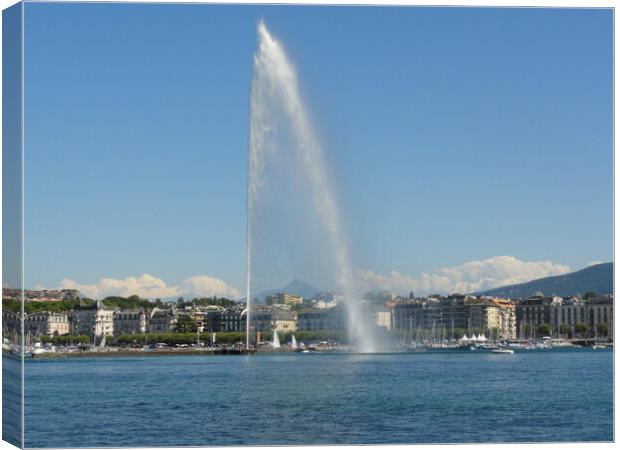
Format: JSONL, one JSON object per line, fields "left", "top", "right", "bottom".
{"left": 2, "top": 336, "right": 612, "bottom": 360}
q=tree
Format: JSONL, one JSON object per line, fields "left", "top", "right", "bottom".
{"left": 559, "top": 324, "right": 572, "bottom": 338}
{"left": 102, "top": 295, "right": 151, "bottom": 310}
{"left": 42, "top": 335, "right": 90, "bottom": 345}
{"left": 452, "top": 327, "right": 466, "bottom": 340}
{"left": 596, "top": 322, "right": 609, "bottom": 338}
{"left": 584, "top": 291, "right": 597, "bottom": 300}
{"left": 574, "top": 323, "right": 588, "bottom": 338}
{"left": 536, "top": 323, "right": 552, "bottom": 338}
{"left": 175, "top": 314, "right": 197, "bottom": 333}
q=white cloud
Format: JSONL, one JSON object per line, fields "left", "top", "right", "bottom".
{"left": 356, "top": 255, "right": 571, "bottom": 296}
{"left": 58, "top": 273, "right": 240, "bottom": 300}
{"left": 587, "top": 260, "right": 603, "bottom": 267}
{"left": 181, "top": 275, "right": 241, "bottom": 298}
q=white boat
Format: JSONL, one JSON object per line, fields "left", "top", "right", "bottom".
{"left": 491, "top": 349, "right": 514, "bottom": 354}
{"left": 592, "top": 345, "right": 606, "bottom": 350}
{"left": 549, "top": 339, "right": 575, "bottom": 348}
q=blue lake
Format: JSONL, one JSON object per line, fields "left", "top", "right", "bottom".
{"left": 8, "top": 349, "right": 614, "bottom": 447}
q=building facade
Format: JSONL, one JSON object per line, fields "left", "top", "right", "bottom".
{"left": 113, "top": 309, "right": 148, "bottom": 336}
{"left": 24, "top": 312, "right": 70, "bottom": 337}
{"left": 297, "top": 304, "right": 346, "bottom": 331}
{"left": 220, "top": 306, "right": 247, "bottom": 332}
{"left": 516, "top": 293, "right": 613, "bottom": 338}
{"left": 392, "top": 295, "right": 516, "bottom": 339}
{"left": 71, "top": 301, "right": 115, "bottom": 341}
{"left": 148, "top": 308, "right": 178, "bottom": 333}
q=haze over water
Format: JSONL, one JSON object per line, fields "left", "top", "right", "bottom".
{"left": 247, "top": 21, "right": 377, "bottom": 351}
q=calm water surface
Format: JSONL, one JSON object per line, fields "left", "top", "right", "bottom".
{"left": 16, "top": 349, "right": 613, "bottom": 447}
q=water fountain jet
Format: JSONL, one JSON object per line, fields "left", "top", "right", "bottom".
{"left": 246, "top": 20, "right": 379, "bottom": 353}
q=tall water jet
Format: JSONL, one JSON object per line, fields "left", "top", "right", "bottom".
{"left": 291, "top": 334, "right": 298, "bottom": 349}
{"left": 272, "top": 330, "right": 281, "bottom": 349}
{"left": 246, "top": 20, "right": 378, "bottom": 352}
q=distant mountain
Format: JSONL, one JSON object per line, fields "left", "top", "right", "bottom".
{"left": 476, "top": 262, "right": 613, "bottom": 298}
{"left": 255, "top": 280, "right": 321, "bottom": 302}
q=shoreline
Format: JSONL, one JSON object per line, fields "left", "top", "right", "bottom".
{"left": 4, "top": 344, "right": 612, "bottom": 360}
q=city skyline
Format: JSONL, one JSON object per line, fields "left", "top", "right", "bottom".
{"left": 21, "top": 4, "right": 612, "bottom": 299}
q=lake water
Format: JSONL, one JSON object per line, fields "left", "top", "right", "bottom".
{"left": 6, "top": 349, "right": 614, "bottom": 447}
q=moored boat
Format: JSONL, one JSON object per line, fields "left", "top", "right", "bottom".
{"left": 491, "top": 348, "right": 514, "bottom": 354}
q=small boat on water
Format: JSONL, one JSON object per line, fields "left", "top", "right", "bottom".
{"left": 6, "top": 347, "right": 33, "bottom": 359}
{"left": 491, "top": 349, "right": 514, "bottom": 354}
{"left": 592, "top": 345, "right": 607, "bottom": 350}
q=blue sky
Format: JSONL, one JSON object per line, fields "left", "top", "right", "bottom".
{"left": 22, "top": 4, "right": 612, "bottom": 298}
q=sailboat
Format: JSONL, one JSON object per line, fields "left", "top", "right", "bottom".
{"left": 291, "top": 334, "right": 298, "bottom": 349}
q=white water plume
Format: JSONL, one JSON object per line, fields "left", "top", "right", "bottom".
{"left": 246, "top": 20, "right": 377, "bottom": 352}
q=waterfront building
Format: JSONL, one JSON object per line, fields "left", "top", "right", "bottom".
{"left": 2, "top": 311, "right": 21, "bottom": 338}
{"left": 438, "top": 295, "right": 470, "bottom": 331}
{"left": 554, "top": 296, "right": 584, "bottom": 336}
{"left": 251, "top": 306, "right": 274, "bottom": 332}
{"left": 71, "top": 300, "right": 114, "bottom": 341}
{"left": 391, "top": 295, "right": 516, "bottom": 339}
{"left": 586, "top": 295, "right": 614, "bottom": 338}
{"left": 392, "top": 300, "right": 426, "bottom": 332}
{"left": 113, "top": 309, "right": 148, "bottom": 336}
{"left": 148, "top": 308, "right": 178, "bottom": 333}
{"left": 392, "top": 295, "right": 469, "bottom": 334}
{"left": 3, "top": 310, "right": 71, "bottom": 338}
{"left": 554, "top": 295, "right": 613, "bottom": 338}
{"left": 516, "top": 293, "right": 613, "bottom": 339}
{"left": 374, "top": 305, "right": 392, "bottom": 330}
{"left": 271, "top": 307, "right": 297, "bottom": 333}
{"left": 467, "top": 298, "right": 516, "bottom": 340}
{"left": 515, "top": 292, "right": 562, "bottom": 338}
{"left": 220, "top": 306, "right": 247, "bottom": 332}
{"left": 250, "top": 305, "right": 298, "bottom": 333}
{"left": 177, "top": 307, "right": 206, "bottom": 332}
{"left": 203, "top": 307, "right": 224, "bottom": 332}
{"left": 24, "top": 312, "right": 70, "bottom": 337}
{"left": 297, "top": 303, "right": 346, "bottom": 331}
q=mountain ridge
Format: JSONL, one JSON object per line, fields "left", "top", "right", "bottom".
{"left": 254, "top": 279, "right": 321, "bottom": 302}
{"left": 474, "top": 262, "right": 613, "bottom": 298}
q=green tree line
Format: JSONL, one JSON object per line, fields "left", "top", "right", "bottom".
{"left": 40, "top": 335, "right": 91, "bottom": 345}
